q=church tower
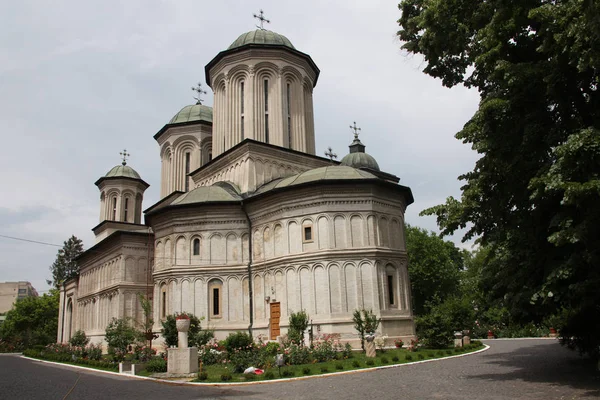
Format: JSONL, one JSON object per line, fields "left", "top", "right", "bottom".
{"left": 205, "top": 26, "right": 320, "bottom": 157}
{"left": 93, "top": 151, "right": 149, "bottom": 242}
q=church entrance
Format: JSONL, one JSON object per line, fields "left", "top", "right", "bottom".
{"left": 269, "top": 302, "right": 280, "bottom": 340}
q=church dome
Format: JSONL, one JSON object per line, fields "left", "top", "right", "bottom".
{"left": 104, "top": 164, "right": 142, "bottom": 180}
{"left": 228, "top": 29, "right": 295, "bottom": 50}
{"left": 340, "top": 152, "right": 380, "bottom": 171}
{"left": 168, "top": 104, "right": 213, "bottom": 125}
{"left": 171, "top": 184, "right": 241, "bottom": 205}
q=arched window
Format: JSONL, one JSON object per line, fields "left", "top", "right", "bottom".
{"left": 286, "top": 82, "right": 292, "bottom": 148}
{"left": 264, "top": 79, "right": 269, "bottom": 143}
{"left": 193, "top": 238, "right": 200, "bottom": 256}
{"left": 208, "top": 279, "right": 223, "bottom": 319}
{"left": 386, "top": 264, "right": 398, "bottom": 308}
{"left": 123, "top": 197, "right": 129, "bottom": 222}
{"left": 160, "top": 285, "right": 167, "bottom": 320}
{"left": 112, "top": 197, "right": 117, "bottom": 220}
{"left": 240, "top": 81, "right": 245, "bottom": 139}
{"left": 184, "top": 152, "right": 191, "bottom": 192}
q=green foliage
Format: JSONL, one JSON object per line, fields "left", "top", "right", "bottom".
{"left": 398, "top": 0, "right": 600, "bottom": 359}
{"left": 145, "top": 357, "right": 167, "bottom": 373}
{"left": 197, "top": 371, "right": 208, "bottom": 381}
{"left": 0, "top": 290, "right": 59, "bottom": 348}
{"left": 352, "top": 309, "right": 381, "bottom": 351}
{"left": 223, "top": 331, "right": 253, "bottom": 353}
{"left": 47, "top": 235, "right": 83, "bottom": 288}
{"left": 264, "top": 371, "right": 275, "bottom": 379}
{"left": 68, "top": 330, "right": 89, "bottom": 347}
{"left": 302, "top": 367, "right": 311, "bottom": 375}
{"left": 220, "top": 372, "right": 232, "bottom": 382}
{"left": 404, "top": 354, "right": 412, "bottom": 361}
{"left": 380, "top": 357, "right": 389, "bottom": 364}
{"left": 416, "top": 296, "right": 470, "bottom": 349}
{"left": 352, "top": 360, "right": 360, "bottom": 368}
{"left": 282, "top": 369, "right": 295, "bottom": 377}
{"left": 161, "top": 313, "right": 213, "bottom": 348}
{"left": 392, "top": 355, "right": 399, "bottom": 362}
{"left": 365, "top": 359, "right": 375, "bottom": 366}
{"left": 335, "top": 362, "right": 344, "bottom": 370}
{"left": 405, "top": 225, "right": 463, "bottom": 315}
{"left": 288, "top": 310, "right": 309, "bottom": 345}
{"left": 104, "top": 318, "right": 142, "bottom": 361}
{"left": 320, "top": 366, "right": 329, "bottom": 373}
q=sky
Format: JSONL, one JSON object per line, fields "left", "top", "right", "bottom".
{"left": 0, "top": 0, "right": 481, "bottom": 294}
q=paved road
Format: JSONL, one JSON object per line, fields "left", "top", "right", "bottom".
{"left": 1, "top": 339, "right": 598, "bottom": 399}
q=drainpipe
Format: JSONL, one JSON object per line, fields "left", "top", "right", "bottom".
{"left": 241, "top": 201, "right": 253, "bottom": 337}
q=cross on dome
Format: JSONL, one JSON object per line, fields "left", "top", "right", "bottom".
{"left": 253, "top": 9, "right": 270, "bottom": 30}
{"left": 350, "top": 121, "right": 362, "bottom": 139}
{"left": 191, "top": 82, "right": 208, "bottom": 105}
{"left": 120, "top": 149, "right": 130, "bottom": 166}
{"left": 324, "top": 146, "right": 338, "bottom": 161}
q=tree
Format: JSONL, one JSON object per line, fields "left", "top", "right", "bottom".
{"left": 47, "top": 235, "right": 84, "bottom": 289}
{"left": 398, "top": 0, "right": 600, "bottom": 358}
{"left": 288, "top": 310, "right": 309, "bottom": 345}
{"left": 0, "top": 290, "right": 59, "bottom": 348}
{"left": 105, "top": 318, "right": 142, "bottom": 360}
{"left": 405, "top": 224, "right": 463, "bottom": 315}
{"left": 160, "top": 313, "right": 212, "bottom": 348}
{"left": 352, "top": 309, "right": 381, "bottom": 351}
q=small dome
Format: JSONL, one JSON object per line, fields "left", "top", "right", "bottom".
{"left": 104, "top": 165, "right": 142, "bottom": 180}
{"left": 169, "top": 104, "right": 213, "bottom": 125}
{"left": 340, "top": 152, "right": 380, "bottom": 171}
{"left": 171, "top": 184, "right": 241, "bottom": 206}
{"left": 228, "top": 29, "right": 295, "bottom": 50}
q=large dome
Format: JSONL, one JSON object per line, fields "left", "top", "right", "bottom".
{"left": 228, "top": 29, "right": 295, "bottom": 50}
{"left": 340, "top": 152, "right": 380, "bottom": 171}
{"left": 168, "top": 104, "right": 213, "bottom": 125}
{"left": 104, "top": 164, "right": 142, "bottom": 180}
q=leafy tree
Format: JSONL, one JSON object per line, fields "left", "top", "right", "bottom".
{"left": 0, "top": 290, "right": 59, "bottom": 348}
{"left": 352, "top": 309, "right": 380, "bottom": 351}
{"left": 405, "top": 224, "right": 463, "bottom": 315}
{"left": 398, "top": 0, "right": 600, "bottom": 358}
{"left": 288, "top": 310, "right": 309, "bottom": 345}
{"left": 160, "top": 313, "right": 212, "bottom": 348}
{"left": 47, "top": 235, "right": 84, "bottom": 289}
{"left": 105, "top": 318, "right": 142, "bottom": 361}
{"left": 68, "top": 329, "right": 90, "bottom": 347}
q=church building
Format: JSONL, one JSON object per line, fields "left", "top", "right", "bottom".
{"left": 57, "top": 24, "right": 415, "bottom": 349}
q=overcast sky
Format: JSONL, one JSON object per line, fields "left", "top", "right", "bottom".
{"left": 0, "top": 0, "right": 480, "bottom": 294}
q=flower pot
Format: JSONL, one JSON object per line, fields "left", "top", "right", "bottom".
{"left": 176, "top": 318, "right": 191, "bottom": 333}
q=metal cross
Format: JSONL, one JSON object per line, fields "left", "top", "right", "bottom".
{"left": 191, "top": 82, "right": 207, "bottom": 105}
{"left": 120, "top": 149, "right": 130, "bottom": 165}
{"left": 324, "top": 146, "right": 337, "bottom": 162}
{"left": 350, "top": 121, "right": 362, "bottom": 139}
{"left": 253, "top": 9, "right": 270, "bottom": 30}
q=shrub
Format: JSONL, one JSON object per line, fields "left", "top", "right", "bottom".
{"left": 87, "top": 343, "right": 102, "bottom": 361}
{"left": 286, "top": 342, "right": 311, "bottom": 365}
{"left": 220, "top": 373, "right": 232, "bottom": 382}
{"left": 352, "top": 360, "right": 360, "bottom": 368}
{"left": 228, "top": 348, "right": 256, "bottom": 373}
{"left": 418, "top": 354, "right": 425, "bottom": 360}
{"left": 198, "top": 372, "right": 208, "bottom": 381}
{"left": 405, "top": 354, "right": 413, "bottom": 361}
{"left": 69, "top": 330, "right": 90, "bottom": 347}
{"left": 366, "top": 359, "right": 375, "bottom": 366}
{"left": 380, "top": 357, "right": 389, "bottom": 364}
{"left": 352, "top": 309, "right": 381, "bottom": 351}
{"left": 199, "top": 342, "right": 225, "bottom": 365}
{"left": 288, "top": 310, "right": 309, "bottom": 345}
{"left": 133, "top": 345, "right": 156, "bottom": 362}
{"left": 392, "top": 355, "right": 399, "bottom": 362}
{"left": 445, "top": 350, "right": 452, "bottom": 355}
{"left": 282, "top": 370, "right": 295, "bottom": 377}
{"left": 436, "top": 351, "right": 445, "bottom": 357}
{"left": 263, "top": 371, "right": 275, "bottom": 379}
{"left": 161, "top": 313, "right": 213, "bottom": 348}
{"left": 394, "top": 339, "right": 404, "bottom": 348}
{"left": 312, "top": 336, "right": 336, "bottom": 362}
{"left": 454, "top": 347, "right": 462, "bottom": 353}
{"left": 104, "top": 318, "right": 142, "bottom": 361}
{"left": 343, "top": 343, "right": 353, "bottom": 359}
{"left": 335, "top": 363, "right": 344, "bottom": 370}
{"left": 427, "top": 352, "right": 435, "bottom": 357}
{"left": 224, "top": 331, "right": 253, "bottom": 353}
{"left": 320, "top": 366, "right": 329, "bottom": 373}
{"left": 145, "top": 357, "right": 167, "bottom": 373}
{"left": 302, "top": 367, "right": 311, "bottom": 375}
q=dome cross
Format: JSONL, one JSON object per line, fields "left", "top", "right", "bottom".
{"left": 253, "top": 9, "right": 270, "bottom": 30}
{"left": 191, "top": 82, "right": 208, "bottom": 105}
{"left": 120, "top": 149, "right": 130, "bottom": 166}
{"left": 350, "top": 121, "right": 362, "bottom": 139}
{"left": 324, "top": 146, "right": 338, "bottom": 162}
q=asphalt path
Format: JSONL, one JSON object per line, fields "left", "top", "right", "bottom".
{"left": 1, "top": 339, "right": 598, "bottom": 399}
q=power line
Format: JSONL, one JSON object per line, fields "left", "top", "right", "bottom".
{"left": 0, "top": 234, "right": 62, "bottom": 248}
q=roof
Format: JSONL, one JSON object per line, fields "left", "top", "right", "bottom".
{"left": 168, "top": 104, "right": 213, "bottom": 124}
{"left": 103, "top": 164, "right": 142, "bottom": 180}
{"left": 340, "top": 152, "right": 380, "bottom": 171}
{"left": 170, "top": 183, "right": 242, "bottom": 206}
{"left": 228, "top": 29, "right": 295, "bottom": 50}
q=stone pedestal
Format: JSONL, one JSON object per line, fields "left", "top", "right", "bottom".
{"left": 167, "top": 347, "right": 198, "bottom": 374}
{"left": 365, "top": 335, "right": 376, "bottom": 358}
{"left": 454, "top": 331, "right": 463, "bottom": 348}
{"left": 463, "top": 336, "right": 471, "bottom": 346}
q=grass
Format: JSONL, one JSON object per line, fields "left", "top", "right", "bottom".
{"left": 192, "top": 342, "right": 484, "bottom": 383}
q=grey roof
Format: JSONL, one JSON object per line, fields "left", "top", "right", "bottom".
{"left": 340, "top": 152, "right": 380, "bottom": 171}
{"left": 104, "top": 164, "right": 142, "bottom": 180}
{"left": 169, "top": 104, "right": 213, "bottom": 125}
{"left": 171, "top": 184, "right": 241, "bottom": 206}
{"left": 228, "top": 29, "right": 295, "bottom": 50}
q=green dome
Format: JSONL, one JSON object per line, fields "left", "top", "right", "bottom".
{"left": 340, "top": 152, "right": 380, "bottom": 171}
{"left": 228, "top": 29, "right": 295, "bottom": 50}
{"left": 171, "top": 184, "right": 241, "bottom": 206}
{"left": 169, "top": 104, "right": 213, "bottom": 125}
{"left": 104, "top": 164, "right": 142, "bottom": 180}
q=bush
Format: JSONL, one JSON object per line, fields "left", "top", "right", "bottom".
{"left": 352, "top": 309, "right": 381, "bottom": 351}
{"left": 224, "top": 331, "right": 253, "bottom": 353}
{"left": 418, "top": 353, "right": 425, "bottom": 360}
{"left": 427, "top": 352, "right": 435, "bottom": 357}
{"left": 244, "top": 373, "right": 257, "bottom": 380}
{"left": 145, "top": 357, "right": 167, "bottom": 373}
{"left": 366, "top": 359, "right": 375, "bottom": 366}
{"left": 228, "top": 348, "right": 256, "bottom": 373}
{"left": 380, "top": 357, "right": 389, "bottom": 364}
{"left": 352, "top": 360, "right": 360, "bottom": 368}
{"left": 313, "top": 337, "right": 336, "bottom": 362}
{"left": 320, "top": 366, "right": 329, "bottom": 373}
{"left": 343, "top": 343, "right": 353, "bottom": 359}
{"left": 335, "top": 363, "right": 344, "bottom": 370}
{"left": 104, "top": 318, "right": 142, "bottom": 361}
{"left": 263, "top": 371, "right": 275, "bottom": 379}
{"left": 220, "top": 373, "right": 232, "bottom": 382}
{"left": 282, "top": 370, "right": 295, "bottom": 377}
{"left": 436, "top": 351, "right": 444, "bottom": 357}
{"left": 161, "top": 313, "right": 213, "bottom": 348}
{"left": 288, "top": 310, "right": 309, "bottom": 345}
{"left": 405, "top": 354, "right": 413, "bottom": 361}
{"left": 302, "top": 367, "right": 311, "bottom": 375}
{"left": 199, "top": 343, "right": 225, "bottom": 365}
{"left": 87, "top": 343, "right": 103, "bottom": 361}
{"left": 392, "top": 355, "right": 399, "bottom": 362}
{"left": 445, "top": 350, "right": 452, "bottom": 355}
{"left": 69, "top": 330, "right": 90, "bottom": 347}
{"left": 198, "top": 371, "right": 208, "bottom": 381}
{"left": 286, "top": 342, "right": 311, "bottom": 365}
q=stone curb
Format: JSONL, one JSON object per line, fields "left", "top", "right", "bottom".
{"left": 21, "top": 344, "right": 490, "bottom": 387}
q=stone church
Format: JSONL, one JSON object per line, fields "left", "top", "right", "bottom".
{"left": 57, "top": 27, "right": 415, "bottom": 349}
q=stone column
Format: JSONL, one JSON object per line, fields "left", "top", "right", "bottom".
{"left": 365, "top": 334, "right": 376, "bottom": 358}
{"left": 176, "top": 317, "right": 190, "bottom": 349}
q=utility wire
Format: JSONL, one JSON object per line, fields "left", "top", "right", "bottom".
{"left": 0, "top": 234, "right": 62, "bottom": 247}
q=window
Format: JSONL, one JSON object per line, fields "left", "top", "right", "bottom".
{"left": 208, "top": 280, "right": 222, "bottom": 318}
{"left": 387, "top": 275, "right": 395, "bottom": 306}
{"left": 240, "top": 82, "right": 245, "bottom": 139}
{"left": 286, "top": 83, "right": 292, "bottom": 148}
{"left": 303, "top": 225, "right": 313, "bottom": 242}
{"left": 124, "top": 198, "right": 129, "bottom": 222}
{"left": 264, "top": 79, "right": 269, "bottom": 143}
{"left": 18, "top": 288, "right": 26, "bottom": 294}
{"left": 193, "top": 238, "right": 200, "bottom": 256}
{"left": 185, "top": 152, "right": 190, "bottom": 192}
{"left": 208, "top": 152, "right": 212, "bottom": 161}
{"left": 112, "top": 197, "right": 117, "bottom": 220}
{"left": 161, "top": 289, "right": 167, "bottom": 319}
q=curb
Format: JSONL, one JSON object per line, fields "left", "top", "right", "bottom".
{"left": 21, "top": 344, "right": 490, "bottom": 387}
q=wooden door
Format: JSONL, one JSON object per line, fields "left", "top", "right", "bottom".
{"left": 270, "top": 302, "right": 281, "bottom": 340}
